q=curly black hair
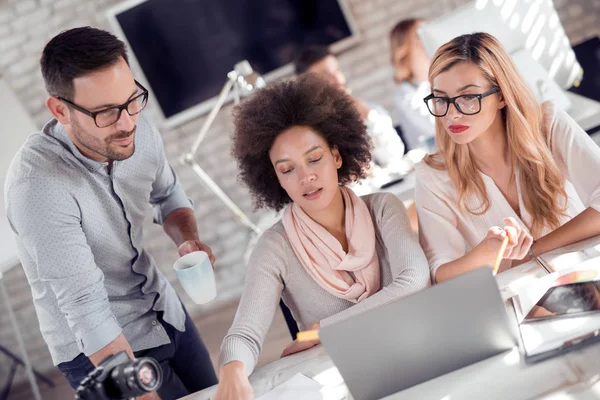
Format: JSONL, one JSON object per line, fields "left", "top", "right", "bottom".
{"left": 232, "top": 73, "right": 372, "bottom": 211}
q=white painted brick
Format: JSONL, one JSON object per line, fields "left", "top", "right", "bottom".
{"left": 75, "top": 3, "right": 97, "bottom": 16}
{"left": 0, "top": 34, "right": 27, "bottom": 52}
{"left": 0, "top": 8, "right": 15, "bottom": 25}
{"left": 53, "top": 0, "right": 83, "bottom": 11}
{"left": 569, "top": 4, "right": 585, "bottom": 18}
{"left": 50, "top": 10, "right": 76, "bottom": 29}
{"left": 61, "top": 13, "right": 95, "bottom": 29}
{"left": 7, "top": 54, "right": 39, "bottom": 77}
{"left": 26, "top": 96, "right": 46, "bottom": 116}
{"left": 32, "top": 115, "right": 47, "bottom": 130}
{"left": 19, "top": 79, "right": 46, "bottom": 101}
{"left": 0, "top": 23, "right": 12, "bottom": 39}
{"left": 0, "top": 47, "right": 22, "bottom": 69}
{"left": 22, "top": 36, "right": 47, "bottom": 55}
{"left": 364, "top": 22, "right": 392, "bottom": 40}
{"left": 11, "top": 8, "right": 52, "bottom": 32}
{"left": 26, "top": 21, "right": 54, "bottom": 40}
{"left": 15, "top": 0, "right": 38, "bottom": 15}
{"left": 358, "top": 8, "right": 388, "bottom": 29}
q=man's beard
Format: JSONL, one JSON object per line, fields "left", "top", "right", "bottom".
{"left": 71, "top": 117, "right": 136, "bottom": 161}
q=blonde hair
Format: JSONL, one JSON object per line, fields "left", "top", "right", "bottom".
{"left": 424, "top": 32, "right": 567, "bottom": 237}
{"left": 389, "top": 18, "right": 424, "bottom": 84}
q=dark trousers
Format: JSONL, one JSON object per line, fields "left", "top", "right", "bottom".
{"left": 57, "top": 307, "right": 217, "bottom": 400}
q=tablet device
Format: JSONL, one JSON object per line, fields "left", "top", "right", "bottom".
{"left": 523, "top": 271, "right": 600, "bottom": 323}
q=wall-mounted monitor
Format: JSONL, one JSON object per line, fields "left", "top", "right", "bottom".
{"left": 107, "top": 0, "right": 360, "bottom": 127}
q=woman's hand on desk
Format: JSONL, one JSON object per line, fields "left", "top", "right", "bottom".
{"left": 281, "top": 322, "right": 321, "bottom": 358}
{"left": 214, "top": 361, "right": 253, "bottom": 400}
{"left": 479, "top": 218, "right": 533, "bottom": 261}
{"left": 436, "top": 218, "right": 533, "bottom": 282}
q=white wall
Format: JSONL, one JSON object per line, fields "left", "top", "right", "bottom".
{"left": 0, "top": 76, "right": 36, "bottom": 272}
{"left": 0, "top": 76, "right": 35, "bottom": 179}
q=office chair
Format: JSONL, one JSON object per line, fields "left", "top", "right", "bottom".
{"left": 279, "top": 300, "right": 299, "bottom": 339}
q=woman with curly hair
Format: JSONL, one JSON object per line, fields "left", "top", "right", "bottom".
{"left": 214, "top": 74, "right": 430, "bottom": 400}
{"left": 416, "top": 32, "right": 600, "bottom": 283}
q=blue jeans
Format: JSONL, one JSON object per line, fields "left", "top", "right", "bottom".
{"left": 57, "top": 307, "right": 217, "bottom": 400}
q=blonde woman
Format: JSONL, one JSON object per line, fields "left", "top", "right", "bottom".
{"left": 390, "top": 18, "right": 434, "bottom": 151}
{"left": 416, "top": 32, "right": 600, "bottom": 283}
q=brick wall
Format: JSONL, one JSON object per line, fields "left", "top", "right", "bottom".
{"left": 1, "top": 0, "right": 599, "bottom": 385}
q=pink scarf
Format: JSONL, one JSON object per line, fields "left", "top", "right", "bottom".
{"left": 282, "top": 186, "right": 380, "bottom": 303}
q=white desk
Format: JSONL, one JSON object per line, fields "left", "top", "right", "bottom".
{"left": 566, "top": 91, "right": 600, "bottom": 133}
{"left": 379, "top": 172, "right": 416, "bottom": 204}
{"left": 184, "top": 236, "right": 600, "bottom": 400}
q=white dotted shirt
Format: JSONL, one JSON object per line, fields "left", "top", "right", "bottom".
{"left": 5, "top": 115, "right": 189, "bottom": 365}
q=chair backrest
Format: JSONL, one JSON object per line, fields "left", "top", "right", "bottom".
{"left": 394, "top": 124, "right": 410, "bottom": 154}
{"left": 279, "top": 300, "right": 299, "bottom": 339}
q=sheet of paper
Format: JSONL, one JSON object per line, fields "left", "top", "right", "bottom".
{"left": 533, "top": 237, "right": 600, "bottom": 275}
{"left": 541, "top": 250, "right": 591, "bottom": 273}
{"left": 540, "top": 236, "right": 600, "bottom": 260}
{"left": 520, "top": 314, "right": 600, "bottom": 357}
{"left": 257, "top": 373, "right": 324, "bottom": 400}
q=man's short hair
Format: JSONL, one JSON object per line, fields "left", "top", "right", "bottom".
{"left": 40, "top": 26, "right": 129, "bottom": 100}
{"left": 293, "top": 46, "right": 333, "bottom": 75}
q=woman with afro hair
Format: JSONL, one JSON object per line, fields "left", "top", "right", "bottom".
{"left": 215, "top": 74, "right": 430, "bottom": 400}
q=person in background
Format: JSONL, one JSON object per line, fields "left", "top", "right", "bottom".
{"left": 214, "top": 74, "right": 430, "bottom": 400}
{"left": 390, "top": 18, "right": 435, "bottom": 152}
{"left": 416, "top": 32, "right": 600, "bottom": 283}
{"left": 294, "top": 46, "right": 406, "bottom": 171}
{"left": 4, "top": 27, "right": 217, "bottom": 399}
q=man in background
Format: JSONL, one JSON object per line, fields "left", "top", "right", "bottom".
{"left": 5, "top": 27, "right": 217, "bottom": 399}
{"left": 294, "top": 46, "right": 406, "bottom": 170}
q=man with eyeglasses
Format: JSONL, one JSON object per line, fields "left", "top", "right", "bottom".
{"left": 4, "top": 27, "right": 217, "bottom": 399}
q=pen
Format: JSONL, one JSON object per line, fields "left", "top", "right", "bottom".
{"left": 492, "top": 235, "right": 510, "bottom": 275}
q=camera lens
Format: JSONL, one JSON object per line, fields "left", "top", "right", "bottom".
{"left": 109, "top": 357, "right": 162, "bottom": 398}
{"left": 134, "top": 359, "right": 161, "bottom": 391}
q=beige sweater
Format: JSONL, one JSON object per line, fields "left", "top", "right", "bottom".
{"left": 219, "top": 192, "right": 431, "bottom": 374}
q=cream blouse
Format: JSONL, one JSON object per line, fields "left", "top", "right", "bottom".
{"left": 415, "top": 102, "right": 600, "bottom": 280}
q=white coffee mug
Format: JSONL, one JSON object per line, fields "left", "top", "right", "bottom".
{"left": 173, "top": 251, "right": 217, "bottom": 304}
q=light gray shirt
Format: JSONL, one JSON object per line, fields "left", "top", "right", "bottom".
{"left": 4, "top": 115, "right": 189, "bottom": 365}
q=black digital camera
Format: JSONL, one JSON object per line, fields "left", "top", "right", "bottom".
{"left": 74, "top": 351, "right": 162, "bottom": 400}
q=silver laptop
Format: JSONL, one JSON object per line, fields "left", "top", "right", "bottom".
{"left": 319, "top": 267, "right": 517, "bottom": 400}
